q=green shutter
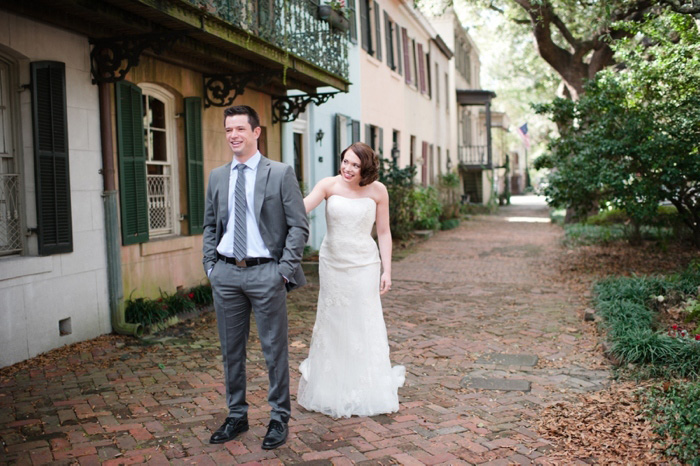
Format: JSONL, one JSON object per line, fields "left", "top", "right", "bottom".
{"left": 373, "top": 1, "right": 382, "bottom": 61}
{"left": 184, "top": 97, "right": 204, "bottom": 235}
{"left": 31, "top": 61, "right": 73, "bottom": 255}
{"left": 115, "top": 81, "right": 149, "bottom": 245}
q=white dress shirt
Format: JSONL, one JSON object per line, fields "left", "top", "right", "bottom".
{"left": 216, "top": 152, "right": 271, "bottom": 259}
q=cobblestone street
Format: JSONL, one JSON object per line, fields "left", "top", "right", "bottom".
{"left": 0, "top": 196, "right": 611, "bottom": 465}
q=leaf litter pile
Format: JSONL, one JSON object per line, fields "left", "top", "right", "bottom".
{"left": 535, "top": 240, "right": 698, "bottom": 464}
{"left": 536, "top": 381, "right": 667, "bottom": 464}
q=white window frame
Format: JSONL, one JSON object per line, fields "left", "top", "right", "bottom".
{"left": 139, "top": 83, "right": 180, "bottom": 237}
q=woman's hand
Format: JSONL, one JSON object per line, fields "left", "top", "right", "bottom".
{"left": 380, "top": 272, "right": 392, "bottom": 295}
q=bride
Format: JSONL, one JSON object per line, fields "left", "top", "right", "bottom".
{"left": 297, "top": 142, "right": 405, "bottom": 418}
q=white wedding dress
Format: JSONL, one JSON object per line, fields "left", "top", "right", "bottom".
{"left": 298, "top": 195, "right": 405, "bottom": 418}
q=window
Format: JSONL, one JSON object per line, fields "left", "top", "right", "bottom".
{"left": 0, "top": 57, "right": 21, "bottom": 256}
{"left": 334, "top": 114, "right": 360, "bottom": 174}
{"left": 365, "top": 124, "right": 383, "bottom": 156}
{"left": 421, "top": 141, "right": 429, "bottom": 186}
{"left": 116, "top": 81, "right": 204, "bottom": 245}
{"left": 409, "top": 135, "right": 416, "bottom": 167}
{"left": 360, "top": 0, "right": 372, "bottom": 54}
{"left": 435, "top": 63, "right": 440, "bottom": 106}
{"left": 359, "top": 0, "right": 382, "bottom": 60}
{"left": 401, "top": 28, "right": 411, "bottom": 85}
{"left": 391, "top": 130, "right": 400, "bottom": 161}
{"left": 142, "top": 85, "right": 178, "bottom": 237}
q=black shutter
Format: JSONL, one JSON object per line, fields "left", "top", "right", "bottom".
{"left": 373, "top": 2, "right": 382, "bottom": 61}
{"left": 31, "top": 61, "right": 73, "bottom": 255}
{"left": 185, "top": 97, "right": 204, "bottom": 235}
{"left": 378, "top": 127, "right": 384, "bottom": 157}
{"left": 365, "top": 124, "right": 371, "bottom": 145}
{"left": 115, "top": 80, "right": 149, "bottom": 245}
{"left": 360, "top": 0, "right": 370, "bottom": 52}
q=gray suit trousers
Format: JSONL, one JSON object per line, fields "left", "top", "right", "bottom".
{"left": 209, "top": 259, "right": 290, "bottom": 423}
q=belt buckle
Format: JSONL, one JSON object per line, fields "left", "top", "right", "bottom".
{"left": 235, "top": 258, "right": 247, "bottom": 268}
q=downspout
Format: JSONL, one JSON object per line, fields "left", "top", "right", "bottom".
{"left": 98, "top": 81, "right": 143, "bottom": 337}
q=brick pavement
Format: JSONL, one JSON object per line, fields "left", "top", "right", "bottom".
{"left": 0, "top": 197, "right": 610, "bottom": 465}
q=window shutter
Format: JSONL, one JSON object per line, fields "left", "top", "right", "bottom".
{"left": 402, "top": 29, "right": 410, "bottom": 84}
{"left": 417, "top": 43, "right": 426, "bottom": 93}
{"left": 395, "top": 24, "right": 402, "bottom": 75}
{"left": 348, "top": 0, "right": 358, "bottom": 41}
{"left": 334, "top": 114, "right": 342, "bottom": 175}
{"left": 30, "top": 61, "right": 73, "bottom": 255}
{"left": 115, "top": 80, "right": 149, "bottom": 245}
{"left": 378, "top": 127, "right": 384, "bottom": 157}
{"left": 364, "top": 124, "right": 371, "bottom": 145}
{"left": 185, "top": 97, "right": 204, "bottom": 235}
{"left": 360, "top": 0, "right": 370, "bottom": 52}
{"left": 373, "top": 2, "right": 382, "bottom": 61}
{"left": 384, "top": 12, "right": 393, "bottom": 70}
{"left": 351, "top": 120, "right": 360, "bottom": 143}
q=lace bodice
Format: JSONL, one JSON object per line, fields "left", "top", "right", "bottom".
{"left": 319, "top": 195, "right": 380, "bottom": 268}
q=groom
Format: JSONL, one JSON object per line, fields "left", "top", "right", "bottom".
{"left": 202, "top": 105, "right": 308, "bottom": 449}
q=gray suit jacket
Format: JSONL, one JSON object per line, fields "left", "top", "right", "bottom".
{"left": 202, "top": 156, "right": 309, "bottom": 290}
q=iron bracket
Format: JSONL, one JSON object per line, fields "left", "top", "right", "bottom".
{"left": 271, "top": 92, "right": 339, "bottom": 123}
{"left": 203, "top": 71, "right": 281, "bottom": 108}
{"left": 90, "top": 31, "right": 188, "bottom": 84}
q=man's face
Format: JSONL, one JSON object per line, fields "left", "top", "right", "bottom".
{"left": 225, "top": 114, "right": 261, "bottom": 159}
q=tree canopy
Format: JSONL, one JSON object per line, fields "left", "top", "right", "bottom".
{"left": 534, "top": 12, "right": 700, "bottom": 245}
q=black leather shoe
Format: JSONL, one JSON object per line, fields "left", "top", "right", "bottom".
{"left": 209, "top": 416, "right": 249, "bottom": 444}
{"left": 261, "top": 419, "right": 288, "bottom": 450}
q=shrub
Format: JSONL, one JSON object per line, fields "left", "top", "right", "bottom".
{"left": 585, "top": 208, "right": 628, "bottom": 225}
{"left": 411, "top": 187, "right": 442, "bottom": 230}
{"left": 645, "top": 381, "right": 700, "bottom": 465}
{"left": 438, "top": 172, "right": 461, "bottom": 221}
{"left": 125, "top": 282, "right": 213, "bottom": 329}
{"left": 440, "top": 218, "right": 460, "bottom": 231}
{"left": 379, "top": 158, "right": 416, "bottom": 239}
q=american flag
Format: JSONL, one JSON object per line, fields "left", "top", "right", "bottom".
{"left": 516, "top": 123, "right": 530, "bottom": 148}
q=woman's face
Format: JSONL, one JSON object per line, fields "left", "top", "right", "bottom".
{"left": 340, "top": 149, "right": 362, "bottom": 185}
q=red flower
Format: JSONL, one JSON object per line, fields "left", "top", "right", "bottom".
{"left": 672, "top": 324, "right": 678, "bottom": 330}
{"left": 695, "top": 334, "right": 700, "bottom": 341}
{"left": 188, "top": 292, "right": 195, "bottom": 299}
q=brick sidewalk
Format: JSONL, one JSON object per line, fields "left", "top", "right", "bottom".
{"left": 0, "top": 199, "right": 609, "bottom": 465}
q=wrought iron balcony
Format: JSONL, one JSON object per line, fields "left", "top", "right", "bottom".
{"left": 185, "top": 0, "right": 349, "bottom": 80}
{"left": 458, "top": 145, "right": 490, "bottom": 168}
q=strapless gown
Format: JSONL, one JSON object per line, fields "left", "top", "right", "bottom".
{"left": 298, "top": 195, "right": 405, "bottom": 418}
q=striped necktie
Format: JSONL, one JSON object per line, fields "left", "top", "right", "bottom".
{"left": 233, "top": 164, "right": 247, "bottom": 260}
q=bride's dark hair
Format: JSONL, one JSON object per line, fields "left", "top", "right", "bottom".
{"left": 339, "top": 142, "right": 379, "bottom": 186}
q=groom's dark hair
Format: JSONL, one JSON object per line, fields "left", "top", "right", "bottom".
{"left": 223, "top": 105, "right": 261, "bottom": 130}
{"left": 340, "top": 142, "right": 379, "bottom": 186}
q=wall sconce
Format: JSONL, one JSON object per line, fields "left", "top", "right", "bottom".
{"left": 315, "top": 129, "right": 325, "bottom": 145}
{"left": 391, "top": 145, "right": 399, "bottom": 162}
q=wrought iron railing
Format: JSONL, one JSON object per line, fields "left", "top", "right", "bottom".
{"left": 0, "top": 173, "right": 22, "bottom": 256}
{"left": 458, "top": 145, "right": 489, "bottom": 167}
{"left": 186, "top": 0, "right": 349, "bottom": 79}
{"left": 147, "top": 173, "right": 173, "bottom": 235}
